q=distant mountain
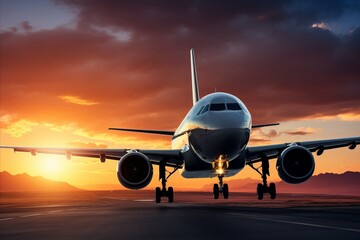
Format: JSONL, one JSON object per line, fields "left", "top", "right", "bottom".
{"left": 277, "top": 171, "right": 360, "bottom": 195}
{"left": 0, "top": 171, "right": 81, "bottom": 192}
{"left": 202, "top": 171, "right": 360, "bottom": 196}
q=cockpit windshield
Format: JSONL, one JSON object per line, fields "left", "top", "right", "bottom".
{"left": 201, "top": 104, "right": 209, "bottom": 114}
{"left": 227, "top": 103, "right": 242, "bottom": 110}
{"left": 210, "top": 103, "right": 226, "bottom": 111}
{"left": 196, "top": 102, "right": 242, "bottom": 116}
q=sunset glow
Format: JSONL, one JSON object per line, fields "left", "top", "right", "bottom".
{"left": 0, "top": 0, "right": 359, "bottom": 190}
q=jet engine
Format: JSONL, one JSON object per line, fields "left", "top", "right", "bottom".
{"left": 276, "top": 145, "right": 315, "bottom": 184}
{"left": 117, "top": 150, "right": 153, "bottom": 189}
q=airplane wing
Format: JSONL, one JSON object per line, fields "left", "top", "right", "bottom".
{"left": 0, "top": 146, "right": 183, "bottom": 168}
{"left": 245, "top": 136, "right": 360, "bottom": 164}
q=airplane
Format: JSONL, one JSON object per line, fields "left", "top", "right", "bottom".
{"left": 1, "top": 49, "right": 359, "bottom": 203}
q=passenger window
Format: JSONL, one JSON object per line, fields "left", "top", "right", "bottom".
{"left": 227, "top": 103, "right": 241, "bottom": 110}
{"left": 201, "top": 105, "right": 209, "bottom": 114}
{"left": 210, "top": 103, "right": 226, "bottom": 111}
{"left": 197, "top": 106, "right": 204, "bottom": 115}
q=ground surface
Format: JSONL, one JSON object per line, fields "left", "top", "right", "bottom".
{"left": 1, "top": 191, "right": 359, "bottom": 240}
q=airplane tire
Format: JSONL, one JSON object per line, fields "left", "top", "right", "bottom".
{"left": 269, "top": 183, "right": 276, "bottom": 200}
{"left": 168, "top": 187, "right": 174, "bottom": 203}
{"left": 213, "top": 184, "right": 219, "bottom": 199}
{"left": 257, "top": 183, "right": 264, "bottom": 200}
{"left": 155, "top": 187, "right": 161, "bottom": 203}
{"left": 223, "top": 183, "right": 229, "bottom": 199}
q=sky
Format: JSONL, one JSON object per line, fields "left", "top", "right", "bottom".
{"left": 0, "top": 0, "right": 359, "bottom": 190}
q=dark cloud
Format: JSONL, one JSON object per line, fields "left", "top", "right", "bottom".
{"left": 1, "top": 0, "right": 359, "bottom": 133}
{"left": 284, "top": 130, "right": 315, "bottom": 136}
{"left": 255, "top": 129, "right": 280, "bottom": 138}
{"left": 21, "top": 21, "right": 33, "bottom": 32}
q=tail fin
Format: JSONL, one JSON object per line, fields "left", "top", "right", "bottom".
{"left": 190, "top": 48, "right": 200, "bottom": 105}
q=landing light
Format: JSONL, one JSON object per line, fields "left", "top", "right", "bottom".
{"left": 213, "top": 155, "right": 229, "bottom": 176}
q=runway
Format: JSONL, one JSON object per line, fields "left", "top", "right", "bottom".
{"left": 1, "top": 191, "right": 359, "bottom": 240}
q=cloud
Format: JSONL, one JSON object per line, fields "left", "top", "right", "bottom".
{"left": 0, "top": 0, "right": 359, "bottom": 136}
{"left": 250, "top": 128, "right": 280, "bottom": 145}
{"left": 60, "top": 95, "right": 99, "bottom": 106}
{"left": 248, "top": 137, "right": 272, "bottom": 145}
{"left": 337, "top": 113, "right": 360, "bottom": 121}
{"left": 0, "top": 114, "right": 14, "bottom": 125}
{"left": 66, "top": 140, "right": 108, "bottom": 148}
{"left": 21, "top": 21, "right": 33, "bottom": 32}
{"left": 284, "top": 127, "right": 319, "bottom": 136}
{"left": 312, "top": 22, "right": 330, "bottom": 30}
{"left": 1, "top": 119, "right": 38, "bottom": 138}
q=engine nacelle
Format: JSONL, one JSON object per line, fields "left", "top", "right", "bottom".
{"left": 117, "top": 150, "right": 153, "bottom": 189}
{"left": 276, "top": 145, "right": 315, "bottom": 184}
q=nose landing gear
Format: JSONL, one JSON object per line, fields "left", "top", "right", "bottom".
{"left": 212, "top": 155, "right": 229, "bottom": 199}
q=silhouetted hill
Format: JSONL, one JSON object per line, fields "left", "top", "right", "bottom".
{"left": 0, "top": 171, "right": 81, "bottom": 192}
{"left": 277, "top": 171, "right": 360, "bottom": 195}
{"left": 202, "top": 172, "right": 360, "bottom": 195}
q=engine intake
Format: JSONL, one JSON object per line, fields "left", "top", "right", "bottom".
{"left": 117, "top": 151, "right": 153, "bottom": 189}
{"left": 276, "top": 145, "right": 315, "bottom": 184}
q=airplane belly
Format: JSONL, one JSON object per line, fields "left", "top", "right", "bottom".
{"left": 189, "top": 128, "right": 250, "bottom": 163}
{"left": 180, "top": 147, "right": 246, "bottom": 179}
{"left": 180, "top": 168, "right": 241, "bottom": 178}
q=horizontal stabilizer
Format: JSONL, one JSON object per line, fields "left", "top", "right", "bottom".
{"left": 252, "top": 123, "right": 280, "bottom": 129}
{"left": 109, "top": 128, "right": 175, "bottom": 136}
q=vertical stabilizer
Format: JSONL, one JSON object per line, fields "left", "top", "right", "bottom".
{"left": 190, "top": 48, "right": 200, "bottom": 105}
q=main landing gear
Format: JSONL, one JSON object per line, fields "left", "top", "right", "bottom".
{"left": 155, "top": 159, "right": 178, "bottom": 203}
{"left": 249, "top": 155, "right": 276, "bottom": 200}
{"left": 212, "top": 155, "right": 230, "bottom": 199}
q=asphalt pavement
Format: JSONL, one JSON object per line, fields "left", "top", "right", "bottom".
{"left": 1, "top": 191, "right": 359, "bottom": 240}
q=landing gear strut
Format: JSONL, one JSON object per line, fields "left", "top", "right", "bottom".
{"left": 249, "top": 155, "right": 276, "bottom": 200}
{"left": 155, "top": 159, "right": 178, "bottom": 203}
{"left": 213, "top": 175, "right": 229, "bottom": 199}
{"left": 212, "top": 155, "right": 229, "bottom": 199}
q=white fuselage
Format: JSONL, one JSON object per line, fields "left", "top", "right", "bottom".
{"left": 171, "top": 92, "right": 252, "bottom": 178}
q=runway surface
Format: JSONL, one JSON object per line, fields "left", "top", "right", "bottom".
{"left": 1, "top": 191, "right": 359, "bottom": 240}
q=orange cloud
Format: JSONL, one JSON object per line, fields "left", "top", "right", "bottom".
{"left": 66, "top": 140, "right": 108, "bottom": 148}
{"left": 1, "top": 119, "right": 38, "bottom": 138}
{"left": 59, "top": 96, "right": 99, "bottom": 106}
{"left": 337, "top": 113, "right": 360, "bottom": 122}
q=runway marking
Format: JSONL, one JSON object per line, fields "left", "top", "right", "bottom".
{"left": 0, "top": 218, "right": 13, "bottom": 221}
{"left": 21, "top": 213, "right": 42, "bottom": 218}
{"left": 226, "top": 212, "right": 360, "bottom": 233}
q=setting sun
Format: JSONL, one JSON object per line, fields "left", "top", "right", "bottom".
{"left": 39, "top": 156, "right": 64, "bottom": 177}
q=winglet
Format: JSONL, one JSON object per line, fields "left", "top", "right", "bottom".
{"left": 190, "top": 48, "right": 200, "bottom": 105}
